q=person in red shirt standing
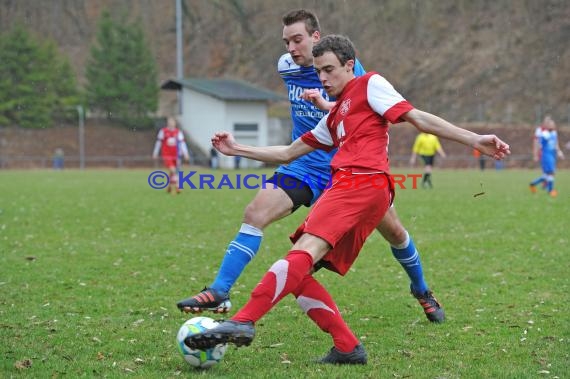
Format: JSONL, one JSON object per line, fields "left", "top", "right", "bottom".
{"left": 184, "top": 35, "right": 511, "bottom": 364}
{"left": 152, "top": 117, "right": 190, "bottom": 194}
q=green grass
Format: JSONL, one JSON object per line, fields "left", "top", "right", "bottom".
{"left": 1, "top": 168, "right": 569, "bottom": 378}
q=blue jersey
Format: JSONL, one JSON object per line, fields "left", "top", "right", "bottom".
{"left": 539, "top": 130, "right": 558, "bottom": 157}
{"left": 277, "top": 53, "right": 366, "bottom": 203}
{"left": 538, "top": 129, "right": 559, "bottom": 173}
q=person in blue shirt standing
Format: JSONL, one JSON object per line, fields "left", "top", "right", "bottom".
{"left": 177, "top": 9, "right": 444, "bottom": 323}
{"left": 530, "top": 117, "right": 565, "bottom": 197}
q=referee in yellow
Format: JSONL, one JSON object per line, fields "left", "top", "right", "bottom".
{"left": 410, "top": 132, "right": 447, "bottom": 188}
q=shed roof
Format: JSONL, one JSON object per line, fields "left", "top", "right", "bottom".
{"left": 161, "top": 78, "right": 284, "bottom": 102}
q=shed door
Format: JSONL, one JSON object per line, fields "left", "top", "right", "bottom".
{"left": 234, "top": 123, "right": 260, "bottom": 169}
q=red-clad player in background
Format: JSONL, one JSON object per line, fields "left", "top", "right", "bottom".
{"left": 152, "top": 117, "right": 190, "bottom": 194}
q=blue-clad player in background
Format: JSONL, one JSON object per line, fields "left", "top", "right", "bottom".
{"left": 177, "top": 9, "right": 445, "bottom": 323}
{"left": 530, "top": 116, "right": 564, "bottom": 197}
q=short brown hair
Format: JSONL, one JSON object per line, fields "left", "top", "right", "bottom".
{"left": 312, "top": 35, "right": 355, "bottom": 66}
{"left": 282, "top": 9, "right": 320, "bottom": 35}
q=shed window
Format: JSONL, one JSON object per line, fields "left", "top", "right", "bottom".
{"left": 234, "top": 123, "right": 258, "bottom": 132}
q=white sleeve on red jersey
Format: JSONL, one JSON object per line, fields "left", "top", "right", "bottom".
{"left": 176, "top": 130, "right": 189, "bottom": 158}
{"left": 301, "top": 114, "right": 335, "bottom": 151}
{"left": 152, "top": 129, "right": 164, "bottom": 156}
{"left": 367, "top": 74, "right": 414, "bottom": 123}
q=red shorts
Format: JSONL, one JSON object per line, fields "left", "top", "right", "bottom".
{"left": 162, "top": 155, "right": 178, "bottom": 170}
{"left": 290, "top": 170, "right": 394, "bottom": 275}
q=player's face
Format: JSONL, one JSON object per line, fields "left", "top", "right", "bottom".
{"left": 314, "top": 52, "right": 355, "bottom": 98}
{"left": 282, "top": 21, "right": 319, "bottom": 67}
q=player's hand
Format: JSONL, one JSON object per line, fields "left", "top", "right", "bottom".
{"left": 301, "top": 89, "right": 334, "bottom": 111}
{"left": 211, "top": 131, "right": 238, "bottom": 156}
{"left": 474, "top": 135, "right": 511, "bottom": 160}
{"left": 558, "top": 150, "right": 565, "bottom": 159}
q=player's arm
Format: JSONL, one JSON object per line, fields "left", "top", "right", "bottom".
{"left": 435, "top": 138, "right": 447, "bottom": 158}
{"left": 152, "top": 130, "right": 164, "bottom": 159}
{"left": 152, "top": 140, "right": 162, "bottom": 159}
{"left": 409, "top": 137, "right": 420, "bottom": 165}
{"left": 409, "top": 152, "right": 417, "bottom": 166}
{"left": 403, "top": 109, "right": 510, "bottom": 160}
{"left": 177, "top": 131, "right": 190, "bottom": 161}
{"left": 532, "top": 135, "right": 540, "bottom": 162}
{"left": 179, "top": 143, "right": 190, "bottom": 162}
{"left": 556, "top": 140, "right": 565, "bottom": 159}
{"left": 301, "top": 89, "right": 335, "bottom": 111}
{"left": 211, "top": 132, "right": 315, "bottom": 164}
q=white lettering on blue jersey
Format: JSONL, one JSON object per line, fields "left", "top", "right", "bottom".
{"left": 539, "top": 130, "right": 558, "bottom": 155}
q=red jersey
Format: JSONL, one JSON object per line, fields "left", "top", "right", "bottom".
{"left": 301, "top": 72, "right": 413, "bottom": 173}
{"left": 157, "top": 127, "right": 184, "bottom": 158}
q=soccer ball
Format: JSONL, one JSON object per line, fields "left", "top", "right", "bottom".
{"left": 176, "top": 316, "right": 227, "bottom": 369}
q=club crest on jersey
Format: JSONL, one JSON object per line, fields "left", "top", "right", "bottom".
{"left": 339, "top": 98, "right": 351, "bottom": 116}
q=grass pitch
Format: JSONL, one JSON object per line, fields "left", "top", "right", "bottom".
{"left": 1, "top": 168, "right": 568, "bottom": 378}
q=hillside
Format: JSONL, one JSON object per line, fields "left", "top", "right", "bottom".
{"left": 1, "top": 0, "right": 568, "bottom": 124}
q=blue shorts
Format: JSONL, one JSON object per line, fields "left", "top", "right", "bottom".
{"left": 541, "top": 156, "right": 556, "bottom": 174}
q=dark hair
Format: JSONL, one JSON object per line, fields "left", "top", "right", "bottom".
{"left": 312, "top": 34, "right": 355, "bottom": 66}
{"left": 282, "top": 9, "right": 320, "bottom": 35}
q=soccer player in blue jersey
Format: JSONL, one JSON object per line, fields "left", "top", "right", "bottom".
{"left": 177, "top": 9, "right": 444, "bottom": 323}
{"left": 529, "top": 117, "right": 564, "bottom": 197}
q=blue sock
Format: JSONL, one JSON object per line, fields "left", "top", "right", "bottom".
{"left": 546, "top": 176, "right": 554, "bottom": 192}
{"left": 530, "top": 176, "right": 545, "bottom": 186}
{"left": 391, "top": 231, "right": 428, "bottom": 294}
{"left": 210, "top": 223, "right": 263, "bottom": 293}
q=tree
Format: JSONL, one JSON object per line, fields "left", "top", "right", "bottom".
{"left": 86, "top": 11, "right": 158, "bottom": 128}
{"left": 0, "top": 26, "right": 78, "bottom": 128}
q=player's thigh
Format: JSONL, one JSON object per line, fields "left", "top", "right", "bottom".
{"left": 242, "top": 186, "right": 295, "bottom": 228}
{"left": 291, "top": 233, "right": 331, "bottom": 263}
{"left": 375, "top": 206, "right": 407, "bottom": 245}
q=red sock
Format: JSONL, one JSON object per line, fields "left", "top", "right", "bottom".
{"left": 233, "top": 250, "right": 313, "bottom": 323}
{"left": 170, "top": 173, "right": 178, "bottom": 186}
{"left": 293, "top": 275, "right": 359, "bottom": 353}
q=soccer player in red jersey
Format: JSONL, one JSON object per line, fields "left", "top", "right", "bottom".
{"left": 184, "top": 35, "right": 510, "bottom": 364}
{"left": 178, "top": 9, "right": 445, "bottom": 325}
{"left": 152, "top": 117, "right": 189, "bottom": 194}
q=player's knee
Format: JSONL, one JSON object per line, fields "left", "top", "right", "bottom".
{"left": 389, "top": 227, "right": 408, "bottom": 246}
{"left": 379, "top": 223, "right": 407, "bottom": 246}
{"left": 243, "top": 202, "right": 270, "bottom": 227}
